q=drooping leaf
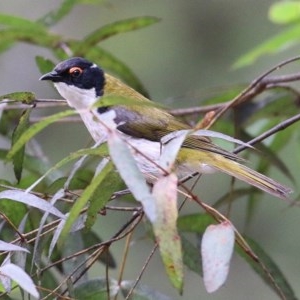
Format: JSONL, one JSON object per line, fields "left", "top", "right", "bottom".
{"left": 121, "top": 281, "right": 173, "bottom": 300}
{"left": 107, "top": 131, "right": 156, "bottom": 221}
{"left": 75, "top": 17, "right": 160, "bottom": 53}
{"left": 73, "top": 278, "right": 119, "bottom": 299}
{"left": 27, "top": 144, "right": 108, "bottom": 192}
{"left": 0, "top": 190, "right": 65, "bottom": 219}
{"left": 269, "top": 1, "right": 300, "bottom": 24}
{"left": 181, "top": 235, "right": 202, "bottom": 276}
{"left": 58, "top": 159, "right": 113, "bottom": 246}
{"left": 0, "top": 241, "right": 29, "bottom": 253}
{"left": 62, "top": 231, "right": 87, "bottom": 284}
{"left": 152, "top": 174, "right": 183, "bottom": 292}
{"left": 82, "top": 231, "right": 116, "bottom": 268}
{"left": 233, "top": 24, "right": 300, "bottom": 68}
{"left": 6, "top": 109, "right": 77, "bottom": 160}
{"left": 159, "top": 130, "right": 190, "bottom": 172}
{"left": 38, "top": 0, "right": 78, "bottom": 26}
{"left": 85, "top": 167, "right": 125, "bottom": 230}
{"left": 0, "top": 263, "right": 39, "bottom": 298}
{"left": 201, "top": 221, "right": 235, "bottom": 293}
{"left": 11, "top": 108, "right": 32, "bottom": 182}
{"left": 237, "top": 236, "right": 297, "bottom": 300}
{"left": 0, "top": 28, "right": 60, "bottom": 49}
{"left": 35, "top": 56, "right": 55, "bottom": 74}
{"left": 0, "top": 14, "right": 46, "bottom": 31}
{"left": 177, "top": 213, "right": 215, "bottom": 233}
{"left": 0, "top": 197, "right": 27, "bottom": 229}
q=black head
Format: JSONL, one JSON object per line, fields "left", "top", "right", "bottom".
{"left": 40, "top": 57, "right": 105, "bottom": 97}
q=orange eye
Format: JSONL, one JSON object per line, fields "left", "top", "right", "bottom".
{"left": 69, "top": 67, "right": 83, "bottom": 77}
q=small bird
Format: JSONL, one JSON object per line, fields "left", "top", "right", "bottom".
{"left": 40, "top": 57, "right": 292, "bottom": 199}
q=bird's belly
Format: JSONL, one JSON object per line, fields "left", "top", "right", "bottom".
{"left": 80, "top": 111, "right": 216, "bottom": 179}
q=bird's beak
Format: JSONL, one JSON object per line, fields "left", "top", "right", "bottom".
{"left": 39, "top": 71, "right": 61, "bottom": 82}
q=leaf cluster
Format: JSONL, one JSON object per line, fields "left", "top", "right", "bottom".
{"left": 0, "top": 1, "right": 299, "bottom": 300}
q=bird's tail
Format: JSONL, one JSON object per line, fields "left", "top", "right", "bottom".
{"left": 178, "top": 149, "right": 292, "bottom": 200}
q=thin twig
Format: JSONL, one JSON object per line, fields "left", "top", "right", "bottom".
{"left": 233, "top": 113, "right": 300, "bottom": 154}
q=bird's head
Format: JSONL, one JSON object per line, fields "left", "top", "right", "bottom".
{"left": 40, "top": 57, "right": 105, "bottom": 109}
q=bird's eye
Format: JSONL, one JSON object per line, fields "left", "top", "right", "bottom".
{"left": 69, "top": 67, "right": 83, "bottom": 77}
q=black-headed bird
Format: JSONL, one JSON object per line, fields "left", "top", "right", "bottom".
{"left": 40, "top": 57, "right": 292, "bottom": 199}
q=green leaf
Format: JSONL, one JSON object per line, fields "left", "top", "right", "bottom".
{"left": 7, "top": 109, "right": 77, "bottom": 160}
{"left": 35, "top": 56, "right": 55, "bottom": 74}
{"left": 121, "top": 281, "right": 173, "bottom": 300}
{"left": 0, "top": 92, "right": 36, "bottom": 104}
{"left": 107, "top": 131, "right": 155, "bottom": 216}
{"left": 237, "top": 237, "right": 297, "bottom": 300}
{"left": 0, "top": 14, "right": 46, "bottom": 31}
{"left": 0, "top": 198, "right": 27, "bottom": 228}
{"left": 59, "top": 160, "right": 114, "bottom": 246}
{"left": 82, "top": 231, "right": 116, "bottom": 268}
{"left": 28, "top": 145, "right": 108, "bottom": 192}
{"left": 0, "top": 28, "right": 60, "bottom": 49}
{"left": 152, "top": 174, "right": 183, "bottom": 293}
{"left": 75, "top": 17, "right": 160, "bottom": 53}
{"left": 181, "top": 235, "right": 202, "bottom": 276}
{"left": 269, "top": 1, "right": 300, "bottom": 24}
{"left": 11, "top": 108, "right": 32, "bottom": 182}
{"left": 38, "top": 0, "right": 78, "bottom": 27}
{"left": 73, "top": 278, "right": 119, "bottom": 299}
{"left": 177, "top": 213, "right": 215, "bottom": 233}
{"left": 85, "top": 168, "right": 125, "bottom": 230}
{"left": 72, "top": 44, "right": 149, "bottom": 96}
{"left": 233, "top": 24, "right": 300, "bottom": 68}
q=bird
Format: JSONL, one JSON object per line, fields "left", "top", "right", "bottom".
{"left": 40, "top": 57, "right": 292, "bottom": 200}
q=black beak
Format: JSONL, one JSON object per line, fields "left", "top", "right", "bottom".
{"left": 39, "top": 71, "right": 61, "bottom": 82}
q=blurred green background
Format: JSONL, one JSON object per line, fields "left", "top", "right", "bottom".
{"left": 0, "top": 0, "right": 299, "bottom": 299}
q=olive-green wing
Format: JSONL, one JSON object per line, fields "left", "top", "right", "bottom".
{"left": 104, "top": 73, "right": 239, "bottom": 161}
{"left": 113, "top": 105, "right": 239, "bottom": 161}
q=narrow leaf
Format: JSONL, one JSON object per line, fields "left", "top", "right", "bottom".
{"left": 27, "top": 144, "right": 108, "bottom": 192}
{"left": 177, "top": 213, "right": 215, "bottom": 233}
{"left": 82, "top": 231, "right": 116, "bottom": 268}
{"left": 107, "top": 131, "right": 156, "bottom": 221}
{"left": 7, "top": 109, "right": 76, "bottom": 160}
{"left": 85, "top": 167, "right": 125, "bottom": 230}
{"left": 160, "top": 130, "right": 190, "bottom": 171}
{"left": 121, "top": 281, "right": 173, "bottom": 300}
{"left": 237, "top": 236, "right": 297, "bottom": 300}
{"left": 58, "top": 160, "right": 113, "bottom": 246}
{"left": 38, "top": 0, "right": 80, "bottom": 27}
{"left": 12, "top": 108, "right": 32, "bottom": 182}
{"left": 181, "top": 235, "right": 202, "bottom": 276}
{"left": 269, "top": 2, "right": 300, "bottom": 24}
{"left": 0, "top": 263, "right": 39, "bottom": 298}
{"left": 35, "top": 56, "right": 55, "bottom": 73}
{"left": 152, "top": 173, "right": 183, "bottom": 292}
{"left": 201, "top": 221, "right": 235, "bottom": 293}
{"left": 0, "top": 190, "right": 65, "bottom": 219}
{"left": 78, "top": 17, "right": 160, "bottom": 50}
{"left": 233, "top": 24, "right": 300, "bottom": 68}
{"left": 73, "top": 278, "right": 119, "bottom": 299}
{"left": 0, "top": 14, "right": 46, "bottom": 31}
{"left": 0, "top": 241, "right": 29, "bottom": 253}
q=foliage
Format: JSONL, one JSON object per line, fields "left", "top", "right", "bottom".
{"left": 0, "top": 1, "right": 299, "bottom": 299}
{"left": 234, "top": 0, "right": 300, "bottom": 68}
